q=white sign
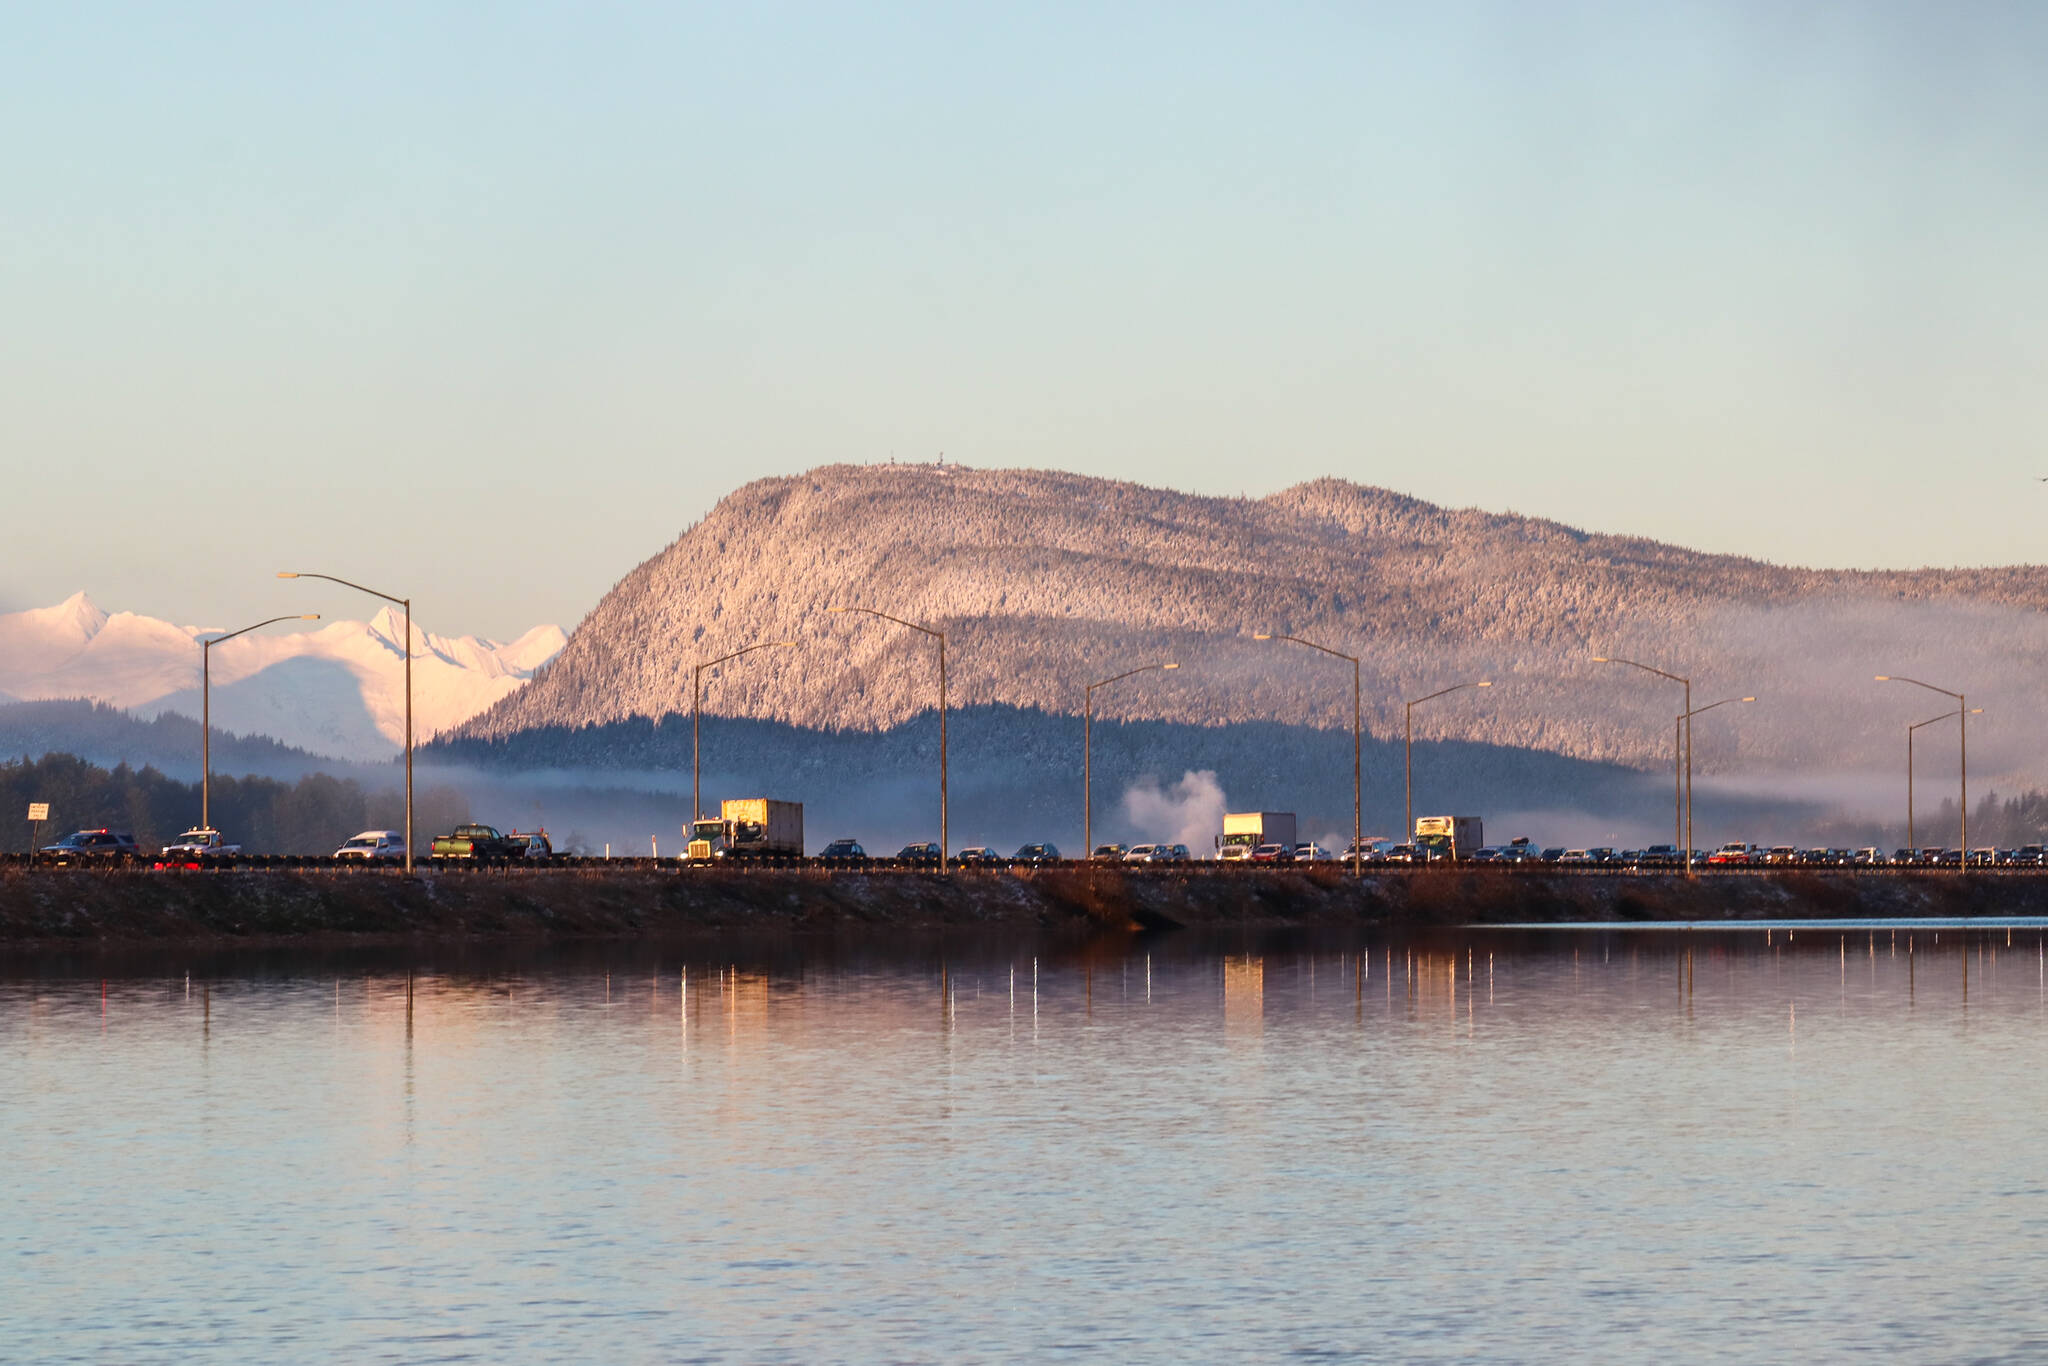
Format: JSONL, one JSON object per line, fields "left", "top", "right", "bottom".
{"left": 27, "top": 803, "right": 49, "bottom": 822}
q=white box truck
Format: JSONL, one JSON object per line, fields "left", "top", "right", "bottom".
{"left": 1216, "top": 811, "right": 1298, "bottom": 861}
{"left": 1414, "top": 815, "right": 1483, "bottom": 862}
{"left": 687, "top": 798, "right": 804, "bottom": 863}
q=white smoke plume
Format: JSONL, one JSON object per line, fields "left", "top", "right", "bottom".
{"left": 1122, "top": 770, "right": 1229, "bottom": 851}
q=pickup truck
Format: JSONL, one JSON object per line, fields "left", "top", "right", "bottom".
{"left": 431, "top": 823, "right": 524, "bottom": 861}
{"left": 160, "top": 827, "right": 241, "bottom": 863}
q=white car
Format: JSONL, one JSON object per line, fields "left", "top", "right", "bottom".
{"left": 335, "top": 830, "right": 406, "bottom": 861}
{"left": 1295, "top": 843, "right": 1338, "bottom": 862}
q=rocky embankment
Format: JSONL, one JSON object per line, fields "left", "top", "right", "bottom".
{"left": 3, "top": 868, "right": 2047, "bottom": 946}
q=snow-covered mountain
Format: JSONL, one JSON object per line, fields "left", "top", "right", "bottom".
{"left": 0, "top": 593, "right": 566, "bottom": 758}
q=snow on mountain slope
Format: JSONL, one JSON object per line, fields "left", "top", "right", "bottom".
{"left": 0, "top": 593, "right": 566, "bottom": 757}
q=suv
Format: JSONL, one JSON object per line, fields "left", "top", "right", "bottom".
{"left": 1090, "top": 844, "right": 1129, "bottom": 863}
{"left": 336, "top": 830, "right": 406, "bottom": 861}
{"left": 818, "top": 839, "right": 869, "bottom": 866}
{"left": 1012, "top": 843, "right": 1061, "bottom": 864}
{"left": 507, "top": 831, "right": 553, "bottom": 861}
{"left": 39, "top": 829, "right": 141, "bottom": 865}
{"left": 953, "top": 846, "right": 1005, "bottom": 867}
{"left": 895, "top": 842, "right": 942, "bottom": 867}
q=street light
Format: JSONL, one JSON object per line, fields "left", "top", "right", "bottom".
{"left": 1257, "top": 634, "right": 1365, "bottom": 874}
{"left": 1904, "top": 706, "right": 1982, "bottom": 853}
{"left": 280, "top": 571, "right": 415, "bottom": 872}
{"left": 198, "top": 614, "right": 320, "bottom": 831}
{"left": 1403, "top": 681, "right": 1492, "bottom": 847}
{"left": 1676, "top": 696, "right": 1755, "bottom": 863}
{"left": 831, "top": 606, "right": 947, "bottom": 863}
{"left": 1593, "top": 656, "right": 1691, "bottom": 863}
{"left": 1877, "top": 676, "right": 1971, "bottom": 855}
{"left": 1084, "top": 663, "right": 1179, "bottom": 859}
{"left": 693, "top": 641, "right": 797, "bottom": 822}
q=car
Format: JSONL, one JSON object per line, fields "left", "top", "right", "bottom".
{"left": 1011, "top": 843, "right": 1061, "bottom": 865}
{"left": 1558, "top": 849, "right": 1593, "bottom": 866}
{"left": 1639, "top": 844, "right": 1680, "bottom": 868}
{"left": 1343, "top": 837, "right": 1396, "bottom": 863}
{"left": 1969, "top": 848, "right": 1999, "bottom": 867}
{"left": 335, "top": 830, "right": 406, "bottom": 861}
{"left": 1248, "top": 843, "right": 1294, "bottom": 864}
{"left": 1125, "top": 844, "right": 1165, "bottom": 862}
{"left": 1707, "top": 843, "right": 1751, "bottom": 866}
{"left": 1090, "top": 843, "right": 1129, "bottom": 863}
{"left": 818, "top": 839, "right": 869, "bottom": 866}
{"left": 1469, "top": 847, "right": 1502, "bottom": 863}
{"left": 507, "top": 831, "right": 553, "bottom": 861}
{"left": 953, "top": 845, "right": 1005, "bottom": 867}
{"left": 1586, "top": 847, "right": 1617, "bottom": 865}
{"left": 1851, "top": 848, "right": 1889, "bottom": 866}
{"left": 1169, "top": 844, "right": 1190, "bottom": 861}
{"left": 895, "top": 842, "right": 942, "bottom": 867}
{"left": 39, "top": 829, "right": 141, "bottom": 865}
{"left": 1295, "top": 843, "right": 1338, "bottom": 863}
{"left": 1381, "top": 844, "right": 1425, "bottom": 864}
{"left": 2011, "top": 845, "right": 2045, "bottom": 868}
{"left": 431, "top": 824, "right": 522, "bottom": 860}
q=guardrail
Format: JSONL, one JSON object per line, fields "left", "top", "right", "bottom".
{"left": 0, "top": 853, "right": 2037, "bottom": 877}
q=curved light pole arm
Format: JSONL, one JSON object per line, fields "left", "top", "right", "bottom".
{"left": 1880, "top": 676, "right": 1969, "bottom": 854}
{"left": 693, "top": 640, "right": 798, "bottom": 821}
{"left": 1083, "top": 662, "right": 1179, "bottom": 858}
{"left": 1259, "top": 633, "right": 1366, "bottom": 874}
{"left": 281, "top": 571, "right": 413, "bottom": 872}
{"left": 1596, "top": 656, "right": 1691, "bottom": 868}
{"left": 832, "top": 606, "right": 947, "bottom": 861}
{"left": 198, "top": 614, "right": 320, "bottom": 830}
{"left": 1402, "top": 680, "right": 1493, "bottom": 848}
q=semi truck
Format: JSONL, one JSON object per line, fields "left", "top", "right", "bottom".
{"left": 1216, "top": 811, "right": 1298, "bottom": 861}
{"left": 687, "top": 798, "right": 804, "bottom": 863}
{"left": 1413, "top": 816, "right": 1484, "bottom": 862}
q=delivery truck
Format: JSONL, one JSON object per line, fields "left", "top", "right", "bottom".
{"left": 687, "top": 798, "right": 804, "bottom": 863}
{"left": 1413, "top": 815, "right": 1484, "bottom": 862}
{"left": 1216, "top": 811, "right": 1298, "bottom": 861}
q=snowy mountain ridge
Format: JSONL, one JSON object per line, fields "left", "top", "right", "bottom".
{"left": 0, "top": 593, "right": 565, "bottom": 758}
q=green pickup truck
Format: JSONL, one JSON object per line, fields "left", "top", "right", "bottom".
{"left": 430, "top": 823, "right": 523, "bottom": 861}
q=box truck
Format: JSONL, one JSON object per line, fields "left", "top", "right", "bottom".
{"left": 687, "top": 799, "right": 804, "bottom": 863}
{"left": 1413, "top": 815, "right": 1483, "bottom": 862}
{"left": 1216, "top": 811, "right": 1299, "bottom": 861}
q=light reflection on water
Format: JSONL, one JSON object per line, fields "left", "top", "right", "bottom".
{"left": 6, "top": 926, "right": 2048, "bottom": 1363}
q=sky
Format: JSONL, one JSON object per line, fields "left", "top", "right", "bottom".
{"left": 5, "top": 1, "right": 2046, "bottom": 641}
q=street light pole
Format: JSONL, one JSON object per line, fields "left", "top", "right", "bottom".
{"left": 1879, "top": 676, "right": 1971, "bottom": 856}
{"left": 831, "top": 607, "right": 947, "bottom": 863}
{"left": 198, "top": 614, "right": 320, "bottom": 830}
{"left": 1594, "top": 657, "right": 1691, "bottom": 866}
{"left": 1905, "top": 708, "right": 1981, "bottom": 852}
{"left": 1257, "top": 635, "right": 1366, "bottom": 874}
{"left": 692, "top": 641, "right": 797, "bottom": 822}
{"left": 1084, "top": 662, "right": 1180, "bottom": 859}
{"left": 280, "top": 572, "right": 413, "bottom": 871}
{"left": 1403, "top": 681, "right": 1494, "bottom": 852}
{"left": 1676, "top": 696, "right": 1756, "bottom": 860}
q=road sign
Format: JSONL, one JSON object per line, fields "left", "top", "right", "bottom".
{"left": 27, "top": 803, "right": 48, "bottom": 822}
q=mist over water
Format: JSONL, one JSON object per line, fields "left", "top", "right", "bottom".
{"left": 8, "top": 925, "right": 2048, "bottom": 1361}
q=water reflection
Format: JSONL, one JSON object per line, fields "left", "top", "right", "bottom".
{"left": 6, "top": 923, "right": 2048, "bottom": 1362}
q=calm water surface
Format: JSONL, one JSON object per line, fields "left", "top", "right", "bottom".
{"left": 7, "top": 925, "right": 2048, "bottom": 1363}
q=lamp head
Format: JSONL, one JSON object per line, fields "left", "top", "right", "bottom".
{"left": 1591, "top": 656, "right": 1610, "bottom": 663}
{"left": 302, "top": 614, "right": 321, "bottom": 622}
{"left": 827, "top": 606, "right": 851, "bottom": 614}
{"left": 1875, "top": 675, "right": 1891, "bottom": 682}
{"left": 1477, "top": 680, "right": 1493, "bottom": 688}
{"left": 1163, "top": 662, "right": 1180, "bottom": 670}
{"left": 276, "top": 572, "right": 299, "bottom": 579}
{"left": 1741, "top": 696, "right": 1756, "bottom": 703}
{"left": 1253, "top": 633, "right": 1272, "bottom": 641}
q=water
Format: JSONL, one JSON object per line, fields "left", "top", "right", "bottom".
{"left": 7, "top": 925, "right": 2048, "bottom": 1362}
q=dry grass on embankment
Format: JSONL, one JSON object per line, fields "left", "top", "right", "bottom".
{"left": 5, "top": 866, "right": 2048, "bottom": 947}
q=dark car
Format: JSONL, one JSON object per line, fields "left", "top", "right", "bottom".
{"left": 39, "top": 829, "right": 141, "bottom": 865}
{"left": 1012, "top": 843, "right": 1062, "bottom": 864}
{"left": 1382, "top": 844, "right": 1424, "bottom": 864}
{"left": 818, "top": 839, "right": 869, "bottom": 867}
{"left": 895, "top": 842, "right": 942, "bottom": 867}
{"left": 506, "top": 831, "right": 553, "bottom": 861}
{"left": 952, "top": 846, "right": 1006, "bottom": 868}
{"left": 1089, "top": 843, "right": 1129, "bottom": 863}
{"left": 1540, "top": 847, "right": 1567, "bottom": 864}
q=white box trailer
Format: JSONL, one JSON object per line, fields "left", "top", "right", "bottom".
{"left": 1217, "top": 811, "right": 1298, "bottom": 860}
{"left": 687, "top": 798, "right": 803, "bottom": 862}
{"left": 1414, "top": 815, "right": 1483, "bottom": 862}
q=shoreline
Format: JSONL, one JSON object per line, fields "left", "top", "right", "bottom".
{"left": 6, "top": 866, "right": 2048, "bottom": 949}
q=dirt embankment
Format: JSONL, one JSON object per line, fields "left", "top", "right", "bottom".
{"left": 5, "top": 867, "right": 2048, "bottom": 947}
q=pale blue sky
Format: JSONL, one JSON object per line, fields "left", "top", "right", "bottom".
{"left": 5, "top": 2, "right": 2045, "bottom": 639}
